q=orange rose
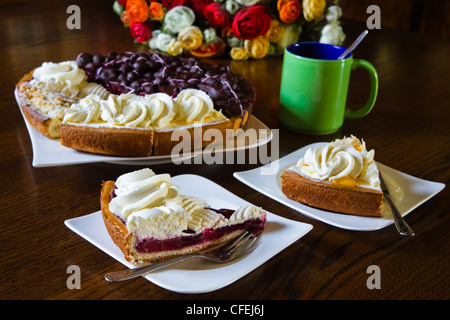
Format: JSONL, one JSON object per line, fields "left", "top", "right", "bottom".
{"left": 126, "top": 0, "right": 149, "bottom": 23}
{"left": 148, "top": 2, "right": 165, "bottom": 21}
{"left": 277, "top": 0, "right": 290, "bottom": 11}
{"left": 189, "top": 38, "right": 226, "bottom": 58}
{"left": 279, "top": 0, "right": 302, "bottom": 24}
{"left": 221, "top": 26, "right": 234, "bottom": 39}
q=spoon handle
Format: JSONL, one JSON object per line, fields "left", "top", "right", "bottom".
{"left": 338, "top": 29, "right": 368, "bottom": 59}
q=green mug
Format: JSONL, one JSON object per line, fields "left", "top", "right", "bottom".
{"left": 279, "top": 42, "right": 378, "bottom": 134}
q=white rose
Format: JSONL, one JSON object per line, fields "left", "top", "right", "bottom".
{"left": 163, "top": 6, "right": 196, "bottom": 34}
{"left": 325, "top": 5, "right": 342, "bottom": 23}
{"left": 236, "top": 0, "right": 260, "bottom": 6}
{"left": 225, "top": 0, "right": 241, "bottom": 15}
{"left": 203, "top": 28, "right": 217, "bottom": 44}
{"left": 149, "top": 30, "right": 175, "bottom": 52}
{"left": 320, "top": 22, "right": 346, "bottom": 45}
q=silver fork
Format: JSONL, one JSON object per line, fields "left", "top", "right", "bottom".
{"left": 104, "top": 231, "right": 260, "bottom": 282}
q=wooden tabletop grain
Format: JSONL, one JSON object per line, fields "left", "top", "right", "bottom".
{"left": 1, "top": 0, "right": 448, "bottom": 302}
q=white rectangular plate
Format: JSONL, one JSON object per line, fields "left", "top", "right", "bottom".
{"left": 15, "top": 88, "right": 272, "bottom": 167}
{"left": 233, "top": 142, "right": 445, "bottom": 231}
{"left": 65, "top": 174, "right": 312, "bottom": 294}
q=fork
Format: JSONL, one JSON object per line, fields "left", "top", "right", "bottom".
{"left": 104, "top": 231, "right": 260, "bottom": 282}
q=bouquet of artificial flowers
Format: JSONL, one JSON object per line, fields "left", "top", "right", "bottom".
{"left": 113, "top": 0, "right": 345, "bottom": 60}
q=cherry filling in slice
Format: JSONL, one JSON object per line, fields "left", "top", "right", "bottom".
{"left": 109, "top": 187, "right": 265, "bottom": 254}
{"left": 134, "top": 217, "right": 266, "bottom": 254}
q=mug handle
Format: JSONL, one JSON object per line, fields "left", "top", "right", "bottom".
{"left": 344, "top": 59, "right": 378, "bottom": 119}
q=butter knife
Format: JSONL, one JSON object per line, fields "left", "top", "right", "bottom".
{"left": 379, "top": 173, "right": 415, "bottom": 236}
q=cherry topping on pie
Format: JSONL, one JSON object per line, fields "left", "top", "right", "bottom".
{"left": 76, "top": 51, "right": 255, "bottom": 119}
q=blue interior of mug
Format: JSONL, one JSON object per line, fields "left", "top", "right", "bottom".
{"left": 287, "top": 42, "right": 350, "bottom": 60}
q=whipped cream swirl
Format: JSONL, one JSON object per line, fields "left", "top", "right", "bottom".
{"left": 228, "top": 206, "right": 264, "bottom": 224}
{"left": 104, "top": 92, "right": 175, "bottom": 128}
{"left": 63, "top": 89, "right": 226, "bottom": 129}
{"left": 33, "top": 61, "right": 87, "bottom": 87}
{"left": 174, "top": 89, "right": 225, "bottom": 123}
{"left": 291, "top": 136, "right": 380, "bottom": 189}
{"left": 109, "top": 168, "right": 180, "bottom": 221}
{"left": 63, "top": 94, "right": 103, "bottom": 124}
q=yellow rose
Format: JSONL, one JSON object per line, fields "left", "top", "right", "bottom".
{"left": 276, "top": 23, "right": 302, "bottom": 51}
{"left": 266, "top": 19, "right": 285, "bottom": 42}
{"left": 167, "top": 39, "right": 183, "bottom": 56}
{"left": 245, "top": 36, "right": 270, "bottom": 59}
{"left": 230, "top": 47, "right": 249, "bottom": 60}
{"left": 303, "top": 0, "right": 326, "bottom": 21}
{"left": 120, "top": 11, "right": 131, "bottom": 26}
{"left": 177, "top": 26, "right": 203, "bottom": 51}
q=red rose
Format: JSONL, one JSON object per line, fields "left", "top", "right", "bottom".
{"left": 130, "top": 21, "right": 152, "bottom": 43}
{"left": 118, "top": 0, "right": 127, "bottom": 6}
{"left": 204, "top": 3, "right": 231, "bottom": 29}
{"left": 232, "top": 5, "right": 271, "bottom": 40}
{"left": 187, "top": 0, "right": 212, "bottom": 18}
{"left": 162, "top": 0, "right": 186, "bottom": 10}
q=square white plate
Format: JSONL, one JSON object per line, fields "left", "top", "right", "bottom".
{"left": 65, "top": 174, "right": 313, "bottom": 294}
{"left": 15, "top": 88, "right": 272, "bottom": 167}
{"left": 233, "top": 142, "right": 446, "bottom": 231}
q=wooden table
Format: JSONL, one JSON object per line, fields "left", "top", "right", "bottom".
{"left": 1, "top": 0, "right": 449, "bottom": 302}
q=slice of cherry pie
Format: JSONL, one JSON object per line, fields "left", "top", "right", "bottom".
{"left": 100, "top": 168, "right": 266, "bottom": 264}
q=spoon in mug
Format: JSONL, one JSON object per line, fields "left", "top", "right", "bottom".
{"left": 338, "top": 29, "right": 369, "bottom": 59}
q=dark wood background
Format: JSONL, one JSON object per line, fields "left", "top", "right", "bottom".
{"left": 340, "top": 0, "right": 450, "bottom": 40}
{"left": 0, "top": 0, "right": 448, "bottom": 301}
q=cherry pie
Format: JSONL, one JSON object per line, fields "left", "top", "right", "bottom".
{"left": 100, "top": 168, "right": 266, "bottom": 264}
{"left": 15, "top": 51, "right": 255, "bottom": 156}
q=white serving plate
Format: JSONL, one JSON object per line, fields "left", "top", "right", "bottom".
{"left": 234, "top": 142, "right": 445, "bottom": 231}
{"left": 65, "top": 174, "right": 313, "bottom": 294}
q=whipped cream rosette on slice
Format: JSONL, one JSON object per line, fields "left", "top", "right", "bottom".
{"left": 101, "top": 168, "right": 266, "bottom": 264}
{"left": 281, "top": 136, "right": 383, "bottom": 216}
{"left": 294, "top": 136, "right": 380, "bottom": 189}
